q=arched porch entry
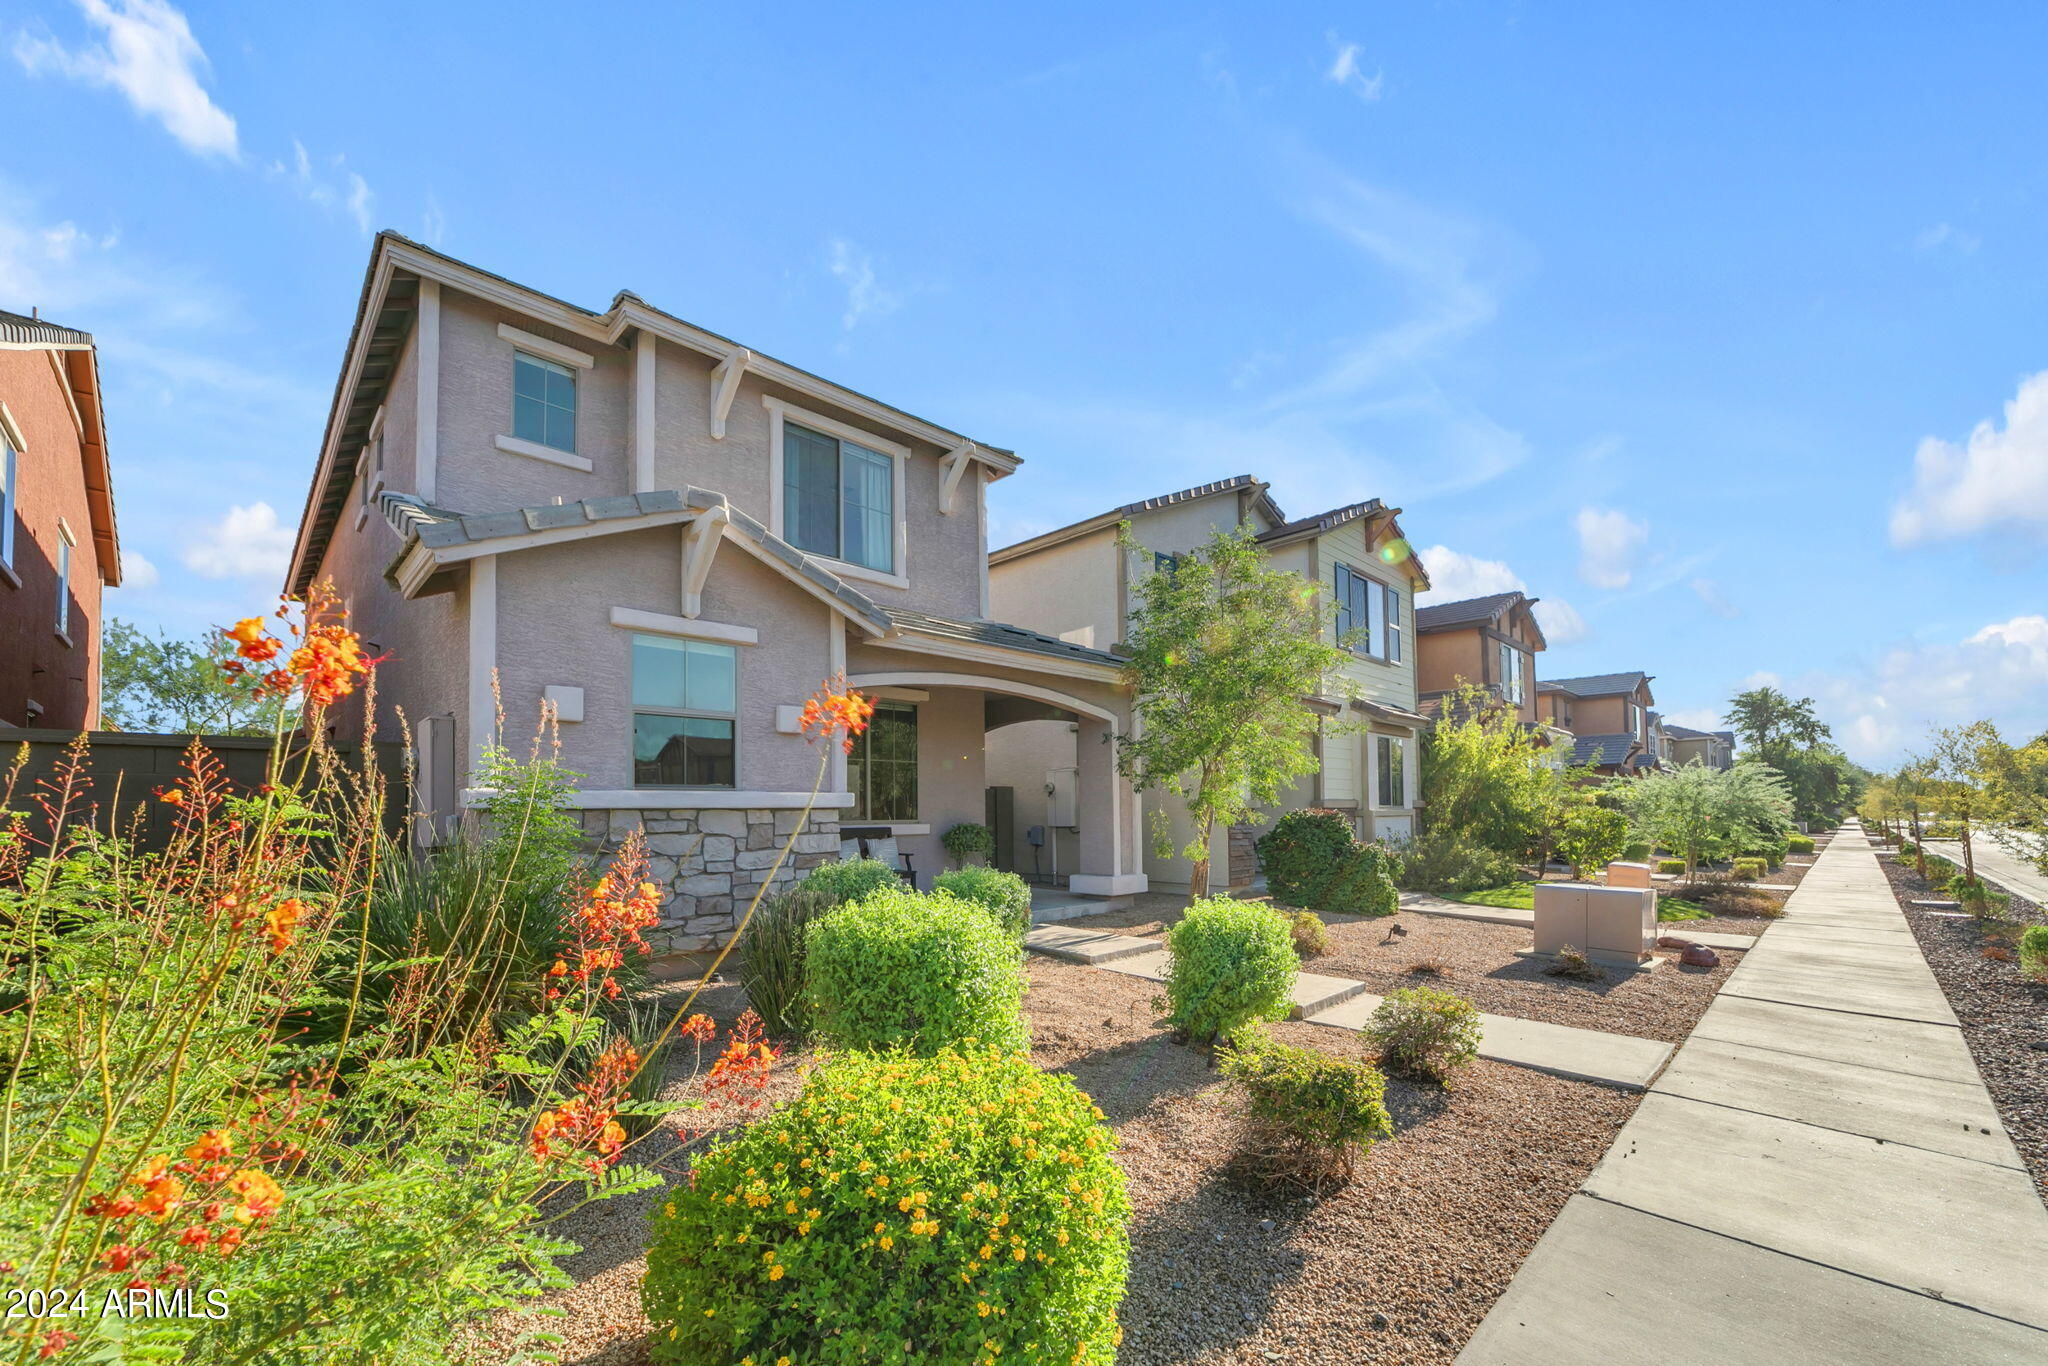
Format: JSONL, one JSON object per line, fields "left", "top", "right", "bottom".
{"left": 844, "top": 671, "right": 1145, "bottom": 901}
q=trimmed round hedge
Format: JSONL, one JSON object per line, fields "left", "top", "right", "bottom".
{"left": 644, "top": 1046, "right": 1130, "bottom": 1366}
{"left": 933, "top": 865, "right": 1032, "bottom": 942}
{"left": 805, "top": 886, "right": 1028, "bottom": 1055}
{"left": 1164, "top": 896, "right": 1298, "bottom": 1045}
{"left": 799, "top": 857, "right": 901, "bottom": 906}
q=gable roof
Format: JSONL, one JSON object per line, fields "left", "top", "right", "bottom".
{"left": 1664, "top": 723, "right": 1736, "bottom": 743}
{"left": 988, "top": 474, "right": 1286, "bottom": 564}
{"left": 1253, "top": 499, "right": 1432, "bottom": 591}
{"left": 291, "top": 232, "right": 1018, "bottom": 596}
{"left": 1539, "top": 671, "right": 1652, "bottom": 699}
{"left": 1413, "top": 590, "right": 1546, "bottom": 648}
{"left": 0, "top": 309, "right": 120, "bottom": 585}
{"left": 879, "top": 607, "right": 1124, "bottom": 669}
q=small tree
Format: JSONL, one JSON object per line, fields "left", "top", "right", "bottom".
{"left": 1979, "top": 727, "right": 2048, "bottom": 877}
{"left": 1116, "top": 525, "right": 1352, "bottom": 898}
{"left": 1616, "top": 760, "right": 1791, "bottom": 879}
{"left": 1418, "top": 682, "right": 1554, "bottom": 858}
{"left": 99, "top": 618, "right": 291, "bottom": 734}
{"left": 1556, "top": 802, "right": 1629, "bottom": 879}
{"left": 1929, "top": 721, "right": 1998, "bottom": 885}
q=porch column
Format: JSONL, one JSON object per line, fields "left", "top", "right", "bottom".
{"left": 1069, "top": 715, "right": 1147, "bottom": 897}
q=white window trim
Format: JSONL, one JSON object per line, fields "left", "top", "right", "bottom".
{"left": 848, "top": 698, "right": 920, "bottom": 824}
{"left": 53, "top": 517, "right": 75, "bottom": 645}
{"left": 0, "top": 401, "right": 23, "bottom": 585}
{"left": 497, "top": 322, "right": 594, "bottom": 370}
{"left": 628, "top": 629, "right": 741, "bottom": 792}
{"left": 494, "top": 432, "right": 595, "bottom": 472}
{"left": 609, "top": 606, "right": 758, "bottom": 646}
{"left": 764, "top": 395, "right": 911, "bottom": 590}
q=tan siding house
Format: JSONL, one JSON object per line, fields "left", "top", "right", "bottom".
{"left": 1537, "top": 671, "right": 1657, "bottom": 775}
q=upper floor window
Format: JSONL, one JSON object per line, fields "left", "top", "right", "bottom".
{"left": 1626, "top": 700, "right": 1643, "bottom": 740}
{"left": 783, "top": 420, "right": 896, "bottom": 574}
{"left": 54, "top": 520, "right": 74, "bottom": 641}
{"left": 1498, "top": 642, "right": 1525, "bottom": 704}
{"left": 0, "top": 426, "right": 16, "bottom": 577}
{"left": 1382, "top": 582, "right": 1402, "bottom": 662}
{"left": 631, "top": 633, "right": 736, "bottom": 787}
{"left": 1376, "top": 734, "right": 1406, "bottom": 807}
{"left": 513, "top": 352, "right": 577, "bottom": 453}
{"left": 1334, "top": 563, "right": 1373, "bottom": 650}
{"left": 849, "top": 700, "right": 918, "bottom": 821}
{"left": 1153, "top": 550, "right": 1182, "bottom": 575}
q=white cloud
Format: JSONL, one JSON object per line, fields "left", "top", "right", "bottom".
{"left": 420, "top": 196, "right": 447, "bottom": 247}
{"left": 1742, "top": 670, "right": 1782, "bottom": 690}
{"left": 1325, "top": 34, "right": 1384, "bottom": 100}
{"left": 1806, "top": 614, "right": 2048, "bottom": 763}
{"left": 345, "top": 172, "right": 374, "bottom": 235}
{"left": 267, "top": 140, "right": 374, "bottom": 235}
{"left": 826, "top": 238, "right": 899, "bottom": 331}
{"left": 1913, "top": 222, "right": 1979, "bottom": 254}
{"left": 1890, "top": 369, "right": 2048, "bottom": 548}
{"left": 1575, "top": 505, "right": 1649, "bottom": 589}
{"left": 1690, "top": 576, "right": 1737, "bottom": 619}
{"left": 13, "top": 0, "right": 238, "bottom": 159}
{"left": 117, "top": 548, "right": 159, "bottom": 589}
{"left": 1413, "top": 543, "right": 1588, "bottom": 645}
{"left": 182, "top": 502, "right": 293, "bottom": 582}
{"left": 1663, "top": 707, "right": 1723, "bottom": 732}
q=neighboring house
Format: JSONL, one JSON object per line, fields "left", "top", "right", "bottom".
{"left": 1537, "top": 671, "right": 1657, "bottom": 776}
{"left": 0, "top": 309, "right": 120, "bottom": 730}
{"left": 1414, "top": 590, "right": 1547, "bottom": 725}
{"left": 987, "top": 478, "right": 1429, "bottom": 892}
{"left": 1665, "top": 723, "right": 1736, "bottom": 770}
{"left": 286, "top": 234, "right": 1148, "bottom": 958}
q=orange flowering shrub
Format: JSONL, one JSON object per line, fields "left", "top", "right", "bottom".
{"left": 548, "top": 831, "right": 662, "bottom": 1002}
{"left": 799, "top": 676, "right": 877, "bottom": 753}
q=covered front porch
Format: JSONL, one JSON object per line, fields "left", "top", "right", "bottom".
{"left": 843, "top": 615, "right": 1146, "bottom": 907}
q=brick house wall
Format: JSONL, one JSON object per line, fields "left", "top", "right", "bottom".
{"left": 0, "top": 349, "right": 102, "bottom": 730}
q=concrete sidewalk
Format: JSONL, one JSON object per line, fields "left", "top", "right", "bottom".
{"left": 1459, "top": 822, "right": 2048, "bottom": 1364}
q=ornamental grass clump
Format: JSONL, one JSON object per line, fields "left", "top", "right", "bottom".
{"left": 1220, "top": 1031, "right": 1391, "bottom": 1192}
{"left": 1362, "top": 987, "right": 1483, "bottom": 1085}
{"left": 737, "top": 883, "right": 838, "bottom": 1039}
{"left": 805, "top": 886, "right": 1029, "bottom": 1054}
{"left": 1163, "top": 895, "right": 1298, "bottom": 1045}
{"left": 1286, "top": 908, "right": 1330, "bottom": 958}
{"left": 644, "top": 1046, "right": 1130, "bottom": 1366}
{"left": 1731, "top": 857, "right": 1767, "bottom": 881}
{"left": 933, "top": 865, "right": 1033, "bottom": 942}
{"left": 2018, "top": 926, "right": 2048, "bottom": 983}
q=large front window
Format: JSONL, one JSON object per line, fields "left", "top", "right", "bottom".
{"left": 1499, "top": 643, "right": 1525, "bottom": 704}
{"left": 1376, "top": 735, "right": 1405, "bottom": 808}
{"left": 848, "top": 700, "right": 917, "bottom": 820}
{"left": 1334, "top": 563, "right": 1372, "bottom": 650}
{"left": 783, "top": 421, "right": 895, "bottom": 573}
{"left": 631, "top": 634, "right": 737, "bottom": 787}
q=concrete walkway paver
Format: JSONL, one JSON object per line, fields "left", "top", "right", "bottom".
{"left": 1023, "top": 923, "right": 1675, "bottom": 1090}
{"left": 1460, "top": 822, "right": 2048, "bottom": 1363}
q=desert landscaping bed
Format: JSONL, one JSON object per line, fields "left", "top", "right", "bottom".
{"left": 1055, "top": 897, "right": 1745, "bottom": 1043}
{"left": 1881, "top": 856, "right": 2048, "bottom": 1202}
{"left": 473, "top": 959, "right": 1641, "bottom": 1365}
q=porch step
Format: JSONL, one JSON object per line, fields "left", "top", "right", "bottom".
{"left": 1289, "top": 973, "right": 1371, "bottom": 1019}
{"left": 1023, "top": 925, "right": 1160, "bottom": 966}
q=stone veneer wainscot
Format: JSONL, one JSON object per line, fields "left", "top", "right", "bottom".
{"left": 579, "top": 806, "right": 843, "bottom": 956}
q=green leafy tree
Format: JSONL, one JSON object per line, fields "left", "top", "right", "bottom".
{"left": 98, "top": 618, "right": 288, "bottom": 734}
{"left": 1929, "top": 720, "right": 1999, "bottom": 884}
{"left": 1115, "top": 524, "right": 1351, "bottom": 897}
{"left": 1616, "top": 760, "right": 1792, "bottom": 878}
{"left": 1723, "top": 685, "right": 1854, "bottom": 825}
{"left": 1418, "top": 682, "right": 1554, "bottom": 857}
{"left": 1555, "top": 802, "right": 1629, "bottom": 879}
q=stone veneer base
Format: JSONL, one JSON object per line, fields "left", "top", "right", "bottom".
{"left": 579, "top": 805, "right": 841, "bottom": 955}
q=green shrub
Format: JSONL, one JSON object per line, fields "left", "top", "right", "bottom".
{"left": 1950, "top": 875, "right": 2003, "bottom": 917}
{"left": 1621, "top": 840, "right": 1653, "bottom": 863}
{"left": 1255, "top": 808, "right": 1399, "bottom": 916}
{"left": 940, "top": 820, "right": 996, "bottom": 866}
{"left": 1656, "top": 858, "right": 1686, "bottom": 874}
{"left": 1163, "top": 896, "right": 1298, "bottom": 1044}
{"left": 737, "top": 884, "right": 837, "bottom": 1038}
{"left": 1285, "top": 909, "right": 1330, "bottom": 958}
{"left": 1362, "top": 987, "right": 1483, "bottom": 1085}
{"left": 933, "top": 865, "right": 1032, "bottom": 941}
{"left": 1731, "top": 857, "right": 1767, "bottom": 880}
{"left": 800, "top": 856, "right": 901, "bottom": 906}
{"left": 644, "top": 1046, "right": 1129, "bottom": 1366}
{"left": 2019, "top": 926, "right": 2048, "bottom": 983}
{"left": 1220, "top": 1031, "right": 1392, "bottom": 1188}
{"left": 1787, "top": 834, "right": 1816, "bottom": 855}
{"left": 1396, "top": 826, "right": 1518, "bottom": 896}
{"left": 1557, "top": 803, "right": 1630, "bottom": 879}
{"left": 806, "top": 887, "right": 1028, "bottom": 1055}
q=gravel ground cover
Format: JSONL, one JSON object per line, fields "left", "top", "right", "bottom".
{"left": 1054, "top": 898, "right": 1744, "bottom": 1043}
{"left": 470, "top": 959, "right": 1642, "bottom": 1365}
{"left": 1882, "top": 857, "right": 2048, "bottom": 1202}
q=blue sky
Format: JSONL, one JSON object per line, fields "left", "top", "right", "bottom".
{"left": 5, "top": 1, "right": 2045, "bottom": 764}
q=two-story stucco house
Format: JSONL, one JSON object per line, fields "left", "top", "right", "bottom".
{"left": 0, "top": 309, "right": 120, "bottom": 729}
{"left": 286, "top": 235, "right": 1147, "bottom": 957}
{"left": 1665, "top": 723, "right": 1735, "bottom": 770}
{"left": 986, "top": 477, "right": 1429, "bottom": 892}
{"left": 1537, "top": 671, "right": 1657, "bottom": 776}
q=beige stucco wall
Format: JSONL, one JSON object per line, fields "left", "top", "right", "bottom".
{"left": 984, "top": 717, "right": 1081, "bottom": 876}
{"left": 493, "top": 528, "right": 836, "bottom": 793}
{"left": 989, "top": 529, "right": 1119, "bottom": 647}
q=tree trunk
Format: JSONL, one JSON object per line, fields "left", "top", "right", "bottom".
{"left": 1910, "top": 805, "right": 1926, "bottom": 879}
{"left": 1962, "top": 818, "right": 1976, "bottom": 883}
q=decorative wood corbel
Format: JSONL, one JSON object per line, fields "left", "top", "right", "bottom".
{"left": 679, "top": 504, "right": 732, "bottom": 617}
{"left": 938, "top": 442, "right": 975, "bottom": 514}
{"left": 709, "top": 347, "right": 751, "bottom": 440}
